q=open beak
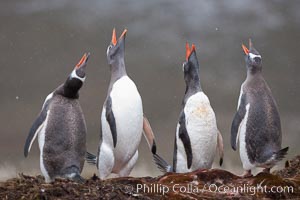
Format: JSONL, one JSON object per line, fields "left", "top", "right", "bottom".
{"left": 112, "top": 28, "right": 117, "bottom": 46}
{"left": 75, "top": 52, "right": 90, "bottom": 69}
{"left": 185, "top": 42, "right": 196, "bottom": 61}
{"left": 111, "top": 28, "right": 127, "bottom": 46}
{"left": 249, "top": 38, "right": 253, "bottom": 49}
{"left": 120, "top": 29, "right": 127, "bottom": 40}
{"left": 242, "top": 44, "right": 249, "bottom": 55}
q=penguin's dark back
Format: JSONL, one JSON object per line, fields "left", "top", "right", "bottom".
{"left": 43, "top": 94, "right": 87, "bottom": 177}
{"left": 244, "top": 76, "right": 282, "bottom": 163}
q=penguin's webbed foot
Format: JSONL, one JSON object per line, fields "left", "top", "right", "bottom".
{"left": 262, "top": 168, "right": 271, "bottom": 173}
{"left": 241, "top": 170, "right": 253, "bottom": 178}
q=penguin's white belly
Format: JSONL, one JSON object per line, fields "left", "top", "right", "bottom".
{"left": 103, "top": 76, "right": 143, "bottom": 170}
{"left": 239, "top": 103, "right": 255, "bottom": 170}
{"left": 38, "top": 110, "right": 51, "bottom": 183}
{"left": 176, "top": 92, "right": 218, "bottom": 172}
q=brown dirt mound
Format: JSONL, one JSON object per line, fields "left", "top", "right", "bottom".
{"left": 1, "top": 156, "right": 300, "bottom": 199}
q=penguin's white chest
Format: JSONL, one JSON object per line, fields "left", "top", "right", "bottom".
{"left": 238, "top": 103, "right": 255, "bottom": 170}
{"left": 176, "top": 92, "right": 218, "bottom": 171}
{"left": 38, "top": 110, "right": 51, "bottom": 182}
{"left": 104, "top": 76, "right": 143, "bottom": 159}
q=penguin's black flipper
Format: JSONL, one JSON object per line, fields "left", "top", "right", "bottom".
{"left": 142, "top": 115, "right": 157, "bottom": 154}
{"left": 85, "top": 152, "right": 97, "bottom": 165}
{"left": 105, "top": 96, "right": 117, "bottom": 147}
{"left": 231, "top": 94, "right": 247, "bottom": 151}
{"left": 173, "top": 137, "right": 178, "bottom": 172}
{"left": 24, "top": 98, "right": 51, "bottom": 157}
{"left": 178, "top": 112, "right": 193, "bottom": 169}
{"left": 153, "top": 154, "right": 173, "bottom": 173}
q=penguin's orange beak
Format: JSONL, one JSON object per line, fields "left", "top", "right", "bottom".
{"left": 120, "top": 29, "right": 127, "bottom": 40}
{"left": 112, "top": 28, "right": 117, "bottom": 46}
{"left": 111, "top": 28, "right": 127, "bottom": 46}
{"left": 242, "top": 44, "right": 249, "bottom": 55}
{"left": 185, "top": 42, "right": 196, "bottom": 61}
{"left": 75, "top": 53, "right": 90, "bottom": 69}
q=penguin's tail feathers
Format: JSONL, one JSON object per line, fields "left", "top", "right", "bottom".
{"left": 142, "top": 116, "right": 157, "bottom": 154}
{"left": 272, "top": 147, "right": 289, "bottom": 163}
{"left": 85, "top": 151, "right": 97, "bottom": 165}
{"left": 64, "top": 173, "right": 85, "bottom": 183}
{"left": 219, "top": 158, "right": 223, "bottom": 167}
{"left": 217, "top": 130, "right": 224, "bottom": 167}
{"left": 153, "top": 154, "right": 173, "bottom": 173}
{"left": 63, "top": 166, "right": 85, "bottom": 184}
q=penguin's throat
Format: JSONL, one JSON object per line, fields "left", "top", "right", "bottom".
{"left": 183, "top": 82, "right": 201, "bottom": 105}
{"left": 185, "top": 75, "right": 201, "bottom": 93}
{"left": 185, "top": 84, "right": 201, "bottom": 94}
{"left": 110, "top": 60, "right": 127, "bottom": 81}
{"left": 247, "top": 65, "right": 262, "bottom": 75}
{"left": 63, "top": 84, "right": 81, "bottom": 99}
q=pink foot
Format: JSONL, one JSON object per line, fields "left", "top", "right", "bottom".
{"left": 241, "top": 170, "right": 253, "bottom": 178}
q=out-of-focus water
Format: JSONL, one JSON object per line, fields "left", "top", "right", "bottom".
{"left": 0, "top": 0, "right": 299, "bottom": 180}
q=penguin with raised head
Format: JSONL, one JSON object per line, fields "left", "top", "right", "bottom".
{"left": 86, "top": 29, "right": 156, "bottom": 179}
{"left": 231, "top": 39, "right": 289, "bottom": 177}
{"left": 153, "top": 43, "right": 224, "bottom": 173}
{"left": 24, "top": 53, "right": 90, "bottom": 183}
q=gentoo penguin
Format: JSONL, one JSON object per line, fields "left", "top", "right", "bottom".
{"left": 231, "top": 39, "right": 289, "bottom": 177}
{"left": 86, "top": 29, "right": 156, "bottom": 179}
{"left": 153, "top": 43, "right": 224, "bottom": 173}
{"left": 24, "top": 53, "right": 90, "bottom": 183}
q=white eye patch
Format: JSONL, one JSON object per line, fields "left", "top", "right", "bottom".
{"left": 249, "top": 53, "right": 262, "bottom": 61}
{"left": 106, "top": 45, "right": 112, "bottom": 56}
{"left": 71, "top": 69, "right": 86, "bottom": 82}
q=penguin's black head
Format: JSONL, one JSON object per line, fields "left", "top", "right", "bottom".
{"left": 106, "top": 28, "right": 127, "bottom": 65}
{"left": 63, "top": 52, "right": 90, "bottom": 98}
{"left": 242, "top": 39, "right": 262, "bottom": 72}
{"left": 69, "top": 52, "right": 90, "bottom": 82}
{"left": 182, "top": 42, "right": 200, "bottom": 86}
